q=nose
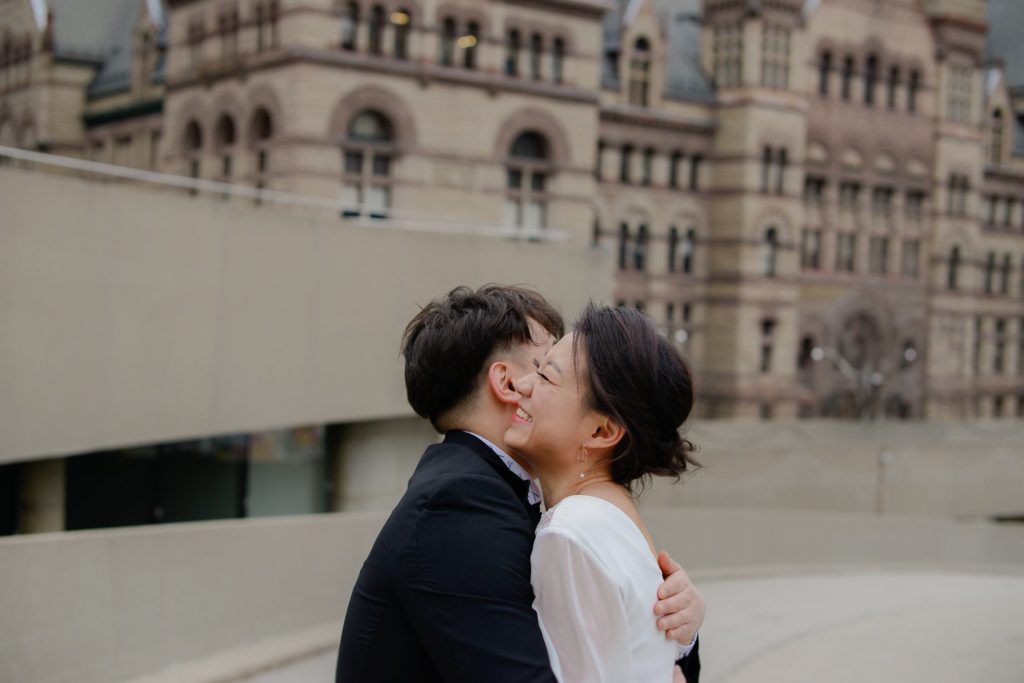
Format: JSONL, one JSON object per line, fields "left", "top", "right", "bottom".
{"left": 513, "top": 371, "right": 535, "bottom": 397}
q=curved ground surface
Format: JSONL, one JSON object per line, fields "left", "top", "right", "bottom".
{"left": 245, "top": 570, "right": 1024, "bottom": 683}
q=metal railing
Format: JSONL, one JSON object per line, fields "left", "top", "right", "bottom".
{"left": 0, "top": 145, "right": 568, "bottom": 241}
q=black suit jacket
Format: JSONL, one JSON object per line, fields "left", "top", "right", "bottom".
{"left": 335, "top": 430, "right": 700, "bottom": 682}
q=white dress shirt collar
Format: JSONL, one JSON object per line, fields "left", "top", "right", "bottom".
{"left": 464, "top": 431, "right": 542, "bottom": 506}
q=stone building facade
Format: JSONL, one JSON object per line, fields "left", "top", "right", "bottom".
{"left": 2, "top": 0, "right": 1023, "bottom": 420}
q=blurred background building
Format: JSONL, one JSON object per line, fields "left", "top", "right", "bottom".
{"left": 2, "top": 2, "right": 1024, "bottom": 681}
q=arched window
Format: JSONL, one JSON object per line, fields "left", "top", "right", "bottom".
{"left": 629, "top": 37, "right": 651, "bottom": 106}
{"left": 392, "top": 9, "right": 411, "bottom": 59}
{"left": 908, "top": 70, "right": 920, "bottom": 113}
{"left": 864, "top": 55, "right": 877, "bottom": 106}
{"left": 530, "top": 33, "right": 543, "bottom": 80}
{"left": 818, "top": 51, "right": 831, "bottom": 96}
{"left": 506, "top": 131, "right": 550, "bottom": 231}
{"left": 887, "top": 66, "right": 899, "bottom": 109}
{"left": 841, "top": 56, "right": 854, "bottom": 101}
{"left": 463, "top": 22, "right": 479, "bottom": 69}
{"left": 947, "top": 246, "right": 961, "bottom": 290}
{"left": 634, "top": 224, "right": 648, "bottom": 271}
{"left": 340, "top": 2, "right": 359, "bottom": 50}
{"left": 505, "top": 30, "right": 520, "bottom": 76}
{"left": 367, "top": 5, "right": 385, "bottom": 55}
{"left": 991, "top": 109, "right": 1004, "bottom": 164}
{"left": 552, "top": 37, "right": 565, "bottom": 84}
{"left": 763, "top": 227, "right": 779, "bottom": 277}
{"left": 439, "top": 17, "right": 456, "bottom": 66}
{"left": 341, "top": 110, "right": 394, "bottom": 219}
{"left": 250, "top": 108, "right": 273, "bottom": 202}
{"left": 183, "top": 120, "right": 203, "bottom": 193}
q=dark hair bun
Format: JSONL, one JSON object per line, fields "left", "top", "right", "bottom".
{"left": 574, "top": 304, "right": 700, "bottom": 493}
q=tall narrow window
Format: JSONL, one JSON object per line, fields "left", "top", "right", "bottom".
{"left": 689, "top": 155, "right": 702, "bottom": 191}
{"left": 340, "top": 2, "right": 359, "bottom": 50}
{"left": 629, "top": 37, "right": 651, "bottom": 106}
{"left": 984, "top": 251, "right": 996, "bottom": 294}
{"left": 682, "top": 228, "right": 696, "bottom": 274}
{"left": 341, "top": 110, "right": 395, "bottom": 220}
{"left": 990, "top": 109, "right": 1004, "bottom": 164}
{"left": 760, "top": 319, "right": 776, "bottom": 373}
{"left": 642, "top": 148, "right": 654, "bottom": 185}
{"left": 763, "top": 227, "right": 779, "bottom": 277}
{"left": 214, "top": 114, "right": 236, "bottom": 191}
{"left": 668, "top": 227, "right": 679, "bottom": 272}
{"left": 188, "top": 19, "right": 204, "bottom": 70}
{"left": 776, "top": 148, "right": 787, "bottom": 195}
{"left": 530, "top": 33, "right": 543, "bottom": 80}
{"left": 634, "top": 225, "right": 648, "bottom": 271}
{"left": 439, "top": 18, "right": 456, "bottom": 66}
{"left": 761, "top": 146, "right": 773, "bottom": 192}
{"left": 1001, "top": 254, "right": 1012, "bottom": 295}
{"left": 819, "top": 51, "right": 831, "bottom": 96}
{"left": 219, "top": 8, "right": 239, "bottom": 61}
{"left": 250, "top": 108, "right": 273, "bottom": 203}
{"left": 947, "top": 246, "right": 961, "bottom": 290}
{"left": 620, "top": 145, "right": 632, "bottom": 183}
{"left": 669, "top": 151, "right": 683, "bottom": 188}
{"left": 801, "top": 229, "right": 821, "bottom": 270}
{"left": 868, "top": 236, "right": 889, "bottom": 274}
{"left": 761, "top": 25, "right": 790, "bottom": 89}
{"left": 594, "top": 141, "right": 605, "bottom": 179}
{"left": 506, "top": 131, "right": 551, "bottom": 231}
{"left": 713, "top": 24, "right": 743, "bottom": 87}
{"left": 908, "top": 70, "right": 920, "bottom": 113}
{"left": 463, "top": 22, "right": 479, "bottom": 69}
{"left": 947, "top": 65, "right": 972, "bottom": 123}
{"left": 269, "top": 0, "right": 280, "bottom": 47}
{"left": 864, "top": 55, "right": 877, "bottom": 106}
{"left": 552, "top": 38, "right": 565, "bottom": 84}
{"left": 505, "top": 30, "right": 520, "bottom": 76}
{"left": 618, "top": 223, "right": 631, "bottom": 270}
{"left": 841, "top": 56, "right": 854, "bottom": 101}
{"left": 902, "top": 240, "right": 920, "bottom": 278}
{"left": 368, "top": 5, "right": 385, "bottom": 55}
{"left": 837, "top": 233, "right": 856, "bottom": 272}
{"left": 392, "top": 9, "right": 411, "bottom": 59}
{"left": 887, "top": 66, "right": 899, "bottom": 109}
{"left": 183, "top": 120, "right": 203, "bottom": 194}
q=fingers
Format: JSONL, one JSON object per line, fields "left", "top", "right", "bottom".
{"left": 654, "top": 590, "right": 690, "bottom": 619}
{"left": 667, "top": 625, "right": 697, "bottom": 645}
{"left": 657, "top": 550, "right": 683, "bottom": 582}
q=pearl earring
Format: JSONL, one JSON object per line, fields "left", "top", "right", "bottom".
{"left": 577, "top": 443, "right": 588, "bottom": 479}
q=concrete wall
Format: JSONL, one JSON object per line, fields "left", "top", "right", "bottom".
{"left": 644, "top": 420, "right": 1024, "bottom": 519}
{"left": 1, "top": 509, "right": 1022, "bottom": 683}
{"left": 326, "top": 418, "right": 1024, "bottom": 520}
{"left": 0, "top": 167, "right": 611, "bottom": 464}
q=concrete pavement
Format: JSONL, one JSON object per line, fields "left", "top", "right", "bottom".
{"left": 245, "top": 569, "right": 1024, "bottom": 683}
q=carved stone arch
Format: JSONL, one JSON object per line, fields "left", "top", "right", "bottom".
{"left": 936, "top": 225, "right": 975, "bottom": 258}
{"left": 753, "top": 206, "right": 795, "bottom": 245}
{"left": 905, "top": 156, "right": 928, "bottom": 178}
{"left": 669, "top": 209, "right": 702, "bottom": 235}
{"left": 327, "top": 85, "right": 417, "bottom": 152}
{"left": 494, "top": 108, "right": 570, "bottom": 168}
{"left": 176, "top": 96, "right": 209, "bottom": 153}
{"left": 839, "top": 146, "right": 865, "bottom": 172}
{"left": 244, "top": 83, "right": 284, "bottom": 144}
{"left": 210, "top": 89, "right": 246, "bottom": 151}
{"left": 806, "top": 140, "right": 829, "bottom": 164}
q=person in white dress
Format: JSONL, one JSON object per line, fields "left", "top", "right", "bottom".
{"left": 506, "top": 303, "right": 701, "bottom": 683}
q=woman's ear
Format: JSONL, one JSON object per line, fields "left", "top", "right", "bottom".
{"left": 486, "top": 361, "right": 520, "bottom": 406}
{"left": 588, "top": 414, "right": 625, "bottom": 450}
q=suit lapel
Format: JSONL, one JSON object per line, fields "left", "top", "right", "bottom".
{"left": 443, "top": 431, "right": 539, "bottom": 526}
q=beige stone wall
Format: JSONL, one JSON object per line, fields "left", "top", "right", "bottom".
{"left": 0, "top": 165, "right": 611, "bottom": 464}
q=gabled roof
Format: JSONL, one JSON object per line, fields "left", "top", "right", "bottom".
{"left": 602, "top": 0, "right": 714, "bottom": 103}
{"left": 986, "top": 0, "right": 1024, "bottom": 93}
{"left": 86, "top": 0, "right": 167, "bottom": 99}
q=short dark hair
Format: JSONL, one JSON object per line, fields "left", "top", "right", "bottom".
{"left": 402, "top": 284, "right": 565, "bottom": 431}
{"left": 573, "top": 303, "right": 700, "bottom": 493}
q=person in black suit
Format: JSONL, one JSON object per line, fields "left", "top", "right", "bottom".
{"left": 336, "top": 285, "right": 703, "bottom": 682}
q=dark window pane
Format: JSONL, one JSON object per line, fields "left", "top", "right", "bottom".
{"left": 531, "top": 173, "right": 545, "bottom": 192}
{"left": 507, "top": 169, "right": 522, "bottom": 189}
{"left": 345, "top": 151, "right": 363, "bottom": 174}
{"left": 372, "top": 155, "right": 390, "bottom": 177}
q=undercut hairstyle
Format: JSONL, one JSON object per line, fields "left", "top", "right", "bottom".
{"left": 573, "top": 303, "right": 700, "bottom": 494}
{"left": 402, "top": 284, "right": 565, "bottom": 432}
